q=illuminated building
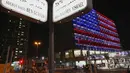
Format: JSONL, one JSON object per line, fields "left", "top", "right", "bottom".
{"left": 73, "top": 9, "right": 121, "bottom": 52}
{"left": 0, "top": 12, "right": 29, "bottom": 63}
{"left": 55, "top": 9, "right": 121, "bottom": 68}
{"left": 10, "top": 16, "right": 29, "bottom": 61}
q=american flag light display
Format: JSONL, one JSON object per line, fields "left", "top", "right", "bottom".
{"left": 73, "top": 9, "right": 121, "bottom": 52}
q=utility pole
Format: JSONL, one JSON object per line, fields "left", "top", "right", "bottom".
{"left": 9, "top": 50, "right": 14, "bottom": 64}
{"left": 3, "top": 46, "right": 10, "bottom": 73}
{"left": 48, "top": 0, "right": 55, "bottom": 73}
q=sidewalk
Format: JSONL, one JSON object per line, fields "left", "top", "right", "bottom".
{"left": 97, "top": 69, "right": 127, "bottom": 73}
{"left": 55, "top": 69, "right": 127, "bottom": 73}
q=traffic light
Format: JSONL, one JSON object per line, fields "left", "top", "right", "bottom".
{"left": 19, "top": 59, "right": 24, "bottom": 64}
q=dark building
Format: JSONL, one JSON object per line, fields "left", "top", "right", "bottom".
{"left": 0, "top": 12, "right": 30, "bottom": 63}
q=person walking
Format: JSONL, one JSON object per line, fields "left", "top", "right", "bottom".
{"left": 127, "top": 65, "right": 130, "bottom": 73}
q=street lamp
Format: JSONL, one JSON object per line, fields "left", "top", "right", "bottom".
{"left": 34, "top": 41, "right": 41, "bottom": 58}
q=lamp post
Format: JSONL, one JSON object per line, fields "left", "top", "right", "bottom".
{"left": 34, "top": 41, "right": 41, "bottom": 58}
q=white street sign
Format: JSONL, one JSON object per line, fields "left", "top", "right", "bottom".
{"left": 53, "top": 0, "right": 87, "bottom": 22}
{"left": 1, "top": 0, "right": 48, "bottom": 22}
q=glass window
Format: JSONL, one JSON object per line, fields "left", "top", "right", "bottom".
{"left": 20, "top": 43, "right": 23, "bottom": 45}
{"left": 9, "top": 20, "right": 11, "bottom": 22}
{"left": 21, "top": 38, "right": 23, "bottom": 40}
{"left": 74, "top": 50, "right": 81, "bottom": 57}
{"left": 15, "top": 53, "right": 18, "bottom": 55}
{"left": 18, "top": 33, "right": 20, "bottom": 35}
{"left": 17, "top": 43, "right": 19, "bottom": 45}
{"left": 82, "top": 50, "right": 87, "bottom": 56}
{"left": 19, "top": 26, "right": 21, "bottom": 28}
{"left": 21, "top": 33, "right": 24, "bottom": 36}
{"left": 15, "top": 56, "right": 17, "bottom": 58}
{"left": 19, "top": 51, "right": 22, "bottom": 53}
{"left": 65, "top": 52, "right": 69, "bottom": 58}
{"left": 16, "top": 48, "right": 18, "bottom": 50}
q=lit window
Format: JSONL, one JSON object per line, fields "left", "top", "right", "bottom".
{"left": 65, "top": 52, "right": 69, "bottom": 55}
{"left": 8, "top": 29, "right": 10, "bottom": 31}
{"left": 82, "top": 50, "right": 87, "bottom": 56}
{"left": 19, "top": 25, "right": 21, "bottom": 27}
{"left": 20, "top": 18, "right": 22, "bottom": 20}
{"left": 15, "top": 53, "right": 18, "bottom": 55}
{"left": 15, "top": 51, "right": 18, "bottom": 52}
{"left": 21, "top": 33, "right": 24, "bottom": 36}
{"left": 16, "top": 48, "right": 18, "bottom": 50}
{"left": 19, "top": 22, "right": 22, "bottom": 24}
{"left": 20, "top": 43, "right": 23, "bottom": 45}
{"left": 15, "top": 56, "right": 17, "bottom": 58}
{"left": 65, "top": 52, "right": 69, "bottom": 58}
{"left": 19, "top": 51, "right": 22, "bottom": 53}
{"left": 74, "top": 50, "right": 81, "bottom": 57}
{"left": 101, "top": 51, "right": 105, "bottom": 54}
{"left": 17, "top": 43, "right": 19, "bottom": 45}
{"left": 17, "top": 41, "right": 19, "bottom": 42}
{"left": 19, "top": 26, "right": 21, "bottom": 28}
{"left": 21, "top": 38, "right": 23, "bottom": 40}
{"left": 18, "top": 33, "right": 20, "bottom": 35}
{"left": 9, "top": 20, "right": 11, "bottom": 22}
{"left": 21, "top": 32, "right": 24, "bottom": 33}
{"left": 23, "top": 25, "right": 25, "bottom": 27}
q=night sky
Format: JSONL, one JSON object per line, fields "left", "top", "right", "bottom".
{"left": 93, "top": 0, "right": 130, "bottom": 50}
{"left": 1, "top": 0, "right": 129, "bottom": 57}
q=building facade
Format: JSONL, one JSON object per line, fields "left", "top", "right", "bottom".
{"left": 55, "top": 9, "right": 121, "bottom": 68}
{"left": 73, "top": 9, "right": 121, "bottom": 52}
{"left": 0, "top": 12, "right": 29, "bottom": 63}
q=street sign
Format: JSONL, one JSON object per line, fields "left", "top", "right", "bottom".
{"left": 53, "top": 0, "right": 88, "bottom": 22}
{"left": 0, "top": 0, "right": 48, "bottom": 22}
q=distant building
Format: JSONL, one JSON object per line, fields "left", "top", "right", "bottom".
{"left": 0, "top": 12, "right": 29, "bottom": 63}
{"left": 55, "top": 9, "right": 121, "bottom": 67}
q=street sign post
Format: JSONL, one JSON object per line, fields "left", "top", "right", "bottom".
{"left": 53, "top": 0, "right": 88, "bottom": 22}
{"left": 0, "top": 0, "right": 48, "bottom": 22}
{"left": 48, "top": 0, "right": 55, "bottom": 73}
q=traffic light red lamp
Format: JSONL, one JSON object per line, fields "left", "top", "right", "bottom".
{"left": 19, "top": 59, "right": 23, "bottom": 64}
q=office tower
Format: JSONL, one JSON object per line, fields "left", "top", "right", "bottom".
{"left": 73, "top": 9, "right": 121, "bottom": 52}
{"left": 0, "top": 12, "right": 29, "bottom": 63}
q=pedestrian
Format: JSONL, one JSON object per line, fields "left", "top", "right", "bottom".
{"left": 83, "top": 64, "right": 89, "bottom": 73}
{"left": 127, "top": 65, "right": 130, "bottom": 73}
{"left": 74, "top": 65, "right": 78, "bottom": 70}
{"left": 91, "top": 64, "right": 94, "bottom": 73}
{"left": 83, "top": 65, "right": 86, "bottom": 73}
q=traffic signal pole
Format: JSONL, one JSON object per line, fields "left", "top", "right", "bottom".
{"left": 48, "top": 0, "right": 55, "bottom": 73}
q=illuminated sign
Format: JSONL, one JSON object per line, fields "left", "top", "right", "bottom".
{"left": 53, "top": 0, "right": 87, "bottom": 22}
{"left": 1, "top": 0, "right": 48, "bottom": 22}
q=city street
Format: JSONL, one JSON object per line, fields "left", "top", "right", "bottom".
{"left": 8, "top": 68, "right": 128, "bottom": 73}
{"left": 97, "top": 69, "right": 127, "bottom": 73}
{"left": 55, "top": 69, "right": 128, "bottom": 73}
